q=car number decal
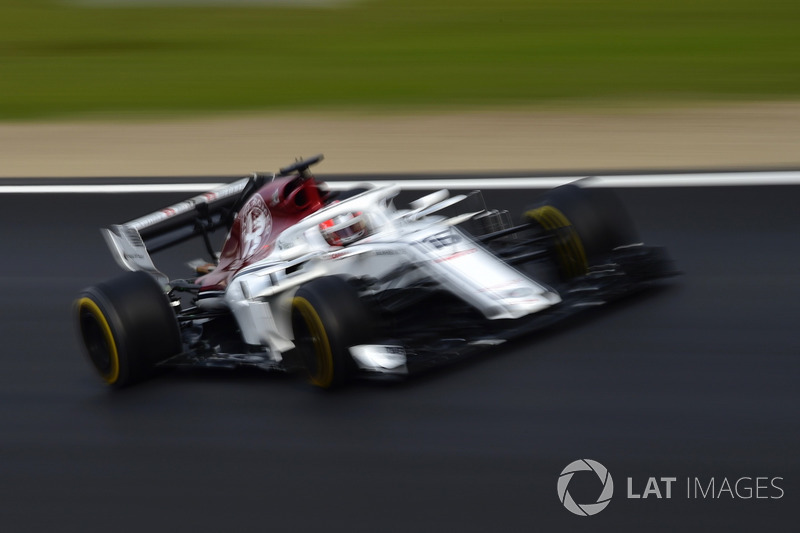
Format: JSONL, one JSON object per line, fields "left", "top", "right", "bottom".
{"left": 240, "top": 194, "right": 273, "bottom": 258}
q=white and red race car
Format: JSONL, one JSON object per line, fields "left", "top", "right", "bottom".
{"left": 75, "top": 155, "right": 674, "bottom": 388}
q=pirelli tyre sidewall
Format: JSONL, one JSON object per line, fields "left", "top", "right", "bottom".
{"left": 75, "top": 271, "right": 182, "bottom": 388}
{"left": 291, "top": 276, "right": 374, "bottom": 389}
{"left": 524, "top": 183, "right": 639, "bottom": 279}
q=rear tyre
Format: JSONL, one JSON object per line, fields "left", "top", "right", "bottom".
{"left": 75, "top": 271, "right": 182, "bottom": 388}
{"left": 291, "top": 276, "right": 374, "bottom": 389}
{"left": 524, "top": 182, "right": 639, "bottom": 279}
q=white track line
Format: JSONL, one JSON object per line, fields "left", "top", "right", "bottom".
{"left": 1, "top": 171, "right": 799, "bottom": 193}
{"left": 0, "top": 183, "right": 227, "bottom": 194}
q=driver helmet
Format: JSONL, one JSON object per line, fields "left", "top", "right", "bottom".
{"left": 319, "top": 212, "right": 369, "bottom": 246}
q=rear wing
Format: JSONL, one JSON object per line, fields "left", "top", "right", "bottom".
{"left": 102, "top": 174, "right": 268, "bottom": 286}
{"left": 103, "top": 155, "right": 327, "bottom": 286}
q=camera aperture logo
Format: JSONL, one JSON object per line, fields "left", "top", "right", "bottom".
{"left": 557, "top": 459, "right": 614, "bottom": 516}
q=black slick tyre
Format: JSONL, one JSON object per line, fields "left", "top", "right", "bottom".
{"left": 291, "top": 276, "right": 374, "bottom": 389}
{"left": 75, "top": 271, "right": 182, "bottom": 388}
{"left": 524, "top": 182, "right": 639, "bottom": 279}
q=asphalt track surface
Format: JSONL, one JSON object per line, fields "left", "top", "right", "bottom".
{"left": 1, "top": 177, "right": 798, "bottom": 532}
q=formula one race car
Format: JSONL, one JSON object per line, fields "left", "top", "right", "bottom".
{"left": 75, "top": 155, "right": 674, "bottom": 389}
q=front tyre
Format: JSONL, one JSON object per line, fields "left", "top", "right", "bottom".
{"left": 524, "top": 182, "right": 639, "bottom": 279}
{"left": 75, "top": 271, "right": 182, "bottom": 388}
{"left": 291, "top": 276, "right": 374, "bottom": 389}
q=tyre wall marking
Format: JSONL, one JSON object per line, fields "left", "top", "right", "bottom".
{"left": 292, "top": 296, "right": 334, "bottom": 388}
{"left": 77, "top": 297, "right": 120, "bottom": 385}
{"left": 525, "top": 206, "right": 588, "bottom": 277}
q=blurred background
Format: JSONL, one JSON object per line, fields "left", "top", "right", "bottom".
{"left": 4, "top": 0, "right": 800, "bottom": 117}
{"left": 0, "top": 0, "right": 799, "bottom": 175}
{"left": 2, "top": 3, "right": 799, "bottom": 532}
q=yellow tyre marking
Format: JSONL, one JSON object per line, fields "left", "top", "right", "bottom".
{"left": 292, "top": 296, "right": 335, "bottom": 388}
{"left": 525, "top": 206, "right": 588, "bottom": 277}
{"left": 543, "top": 209, "right": 586, "bottom": 278}
{"left": 77, "top": 297, "right": 120, "bottom": 385}
{"left": 538, "top": 208, "right": 585, "bottom": 277}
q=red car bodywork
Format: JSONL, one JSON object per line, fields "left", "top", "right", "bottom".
{"left": 197, "top": 176, "right": 331, "bottom": 291}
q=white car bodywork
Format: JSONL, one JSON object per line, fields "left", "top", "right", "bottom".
{"left": 217, "top": 183, "right": 561, "bottom": 362}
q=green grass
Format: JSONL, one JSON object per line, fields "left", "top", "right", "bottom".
{"left": 1, "top": 0, "right": 799, "bottom": 119}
